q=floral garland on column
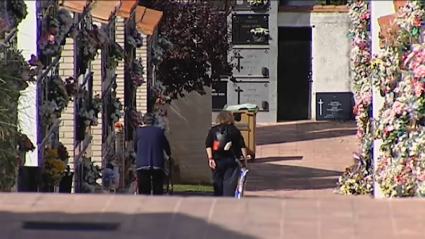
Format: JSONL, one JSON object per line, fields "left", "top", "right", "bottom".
{"left": 336, "top": 0, "right": 374, "bottom": 195}
{"left": 371, "top": 1, "right": 425, "bottom": 197}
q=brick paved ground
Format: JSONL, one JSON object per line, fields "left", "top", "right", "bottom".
{"left": 245, "top": 121, "right": 358, "bottom": 198}
{"left": 0, "top": 121, "right": 424, "bottom": 239}
{"left": 1, "top": 193, "right": 425, "bottom": 239}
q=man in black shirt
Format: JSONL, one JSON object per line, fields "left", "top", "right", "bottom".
{"left": 205, "top": 111, "right": 248, "bottom": 197}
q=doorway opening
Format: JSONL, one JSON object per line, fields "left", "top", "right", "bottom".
{"left": 277, "top": 27, "right": 312, "bottom": 121}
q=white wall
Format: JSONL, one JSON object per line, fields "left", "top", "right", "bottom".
{"left": 278, "top": 11, "right": 351, "bottom": 119}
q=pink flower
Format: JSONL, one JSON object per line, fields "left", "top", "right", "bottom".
{"left": 414, "top": 82, "right": 424, "bottom": 96}
{"left": 413, "top": 65, "right": 425, "bottom": 78}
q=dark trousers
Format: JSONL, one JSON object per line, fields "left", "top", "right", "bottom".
{"left": 137, "top": 169, "right": 165, "bottom": 195}
{"left": 212, "top": 158, "right": 239, "bottom": 197}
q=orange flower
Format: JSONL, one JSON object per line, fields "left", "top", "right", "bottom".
{"left": 114, "top": 122, "right": 123, "bottom": 129}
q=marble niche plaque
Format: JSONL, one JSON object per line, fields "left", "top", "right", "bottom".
{"left": 231, "top": 81, "right": 270, "bottom": 111}
{"left": 231, "top": 49, "right": 269, "bottom": 77}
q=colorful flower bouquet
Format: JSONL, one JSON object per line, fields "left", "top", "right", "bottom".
{"left": 131, "top": 59, "right": 145, "bottom": 87}
{"left": 43, "top": 146, "right": 67, "bottom": 188}
{"left": 38, "top": 9, "right": 73, "bottom": 56}
{"left": 80, "top": 157, "right": 102, "bottom": 193}
{"left": 78, "top": 94, "right": 102, "bottom": 126}
{"left": 106, "top": 42, "right": 124, "bottom": 69}
{"left": 371, "top": 0, "right": 425, "bottom": 197}
{"left": 109, "top": 92, "right": 123, "bottom": 125}
{"left": 335, "top": 0, "right": 373, "bottom": 195}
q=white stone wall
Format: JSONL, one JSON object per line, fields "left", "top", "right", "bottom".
{"left": 277, "top": 11, "right": 351, "bottom": 119}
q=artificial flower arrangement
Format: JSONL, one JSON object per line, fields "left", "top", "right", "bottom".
{"left": 371, "top": 0, "right": 425, "bottom": 197}
{"left": 247, "top": 0, "right": 268, "bottom": 7}
{"left": 131, "top": 59, "right": 145, "bottom": 87}
{"left": 80, "top": 156, "right": 102, "bottom": 193}
{"left": 40, "top": 75, "right": 76, "bottom": 125}
{"left": 250, "top": 27, "right": 269, "bottom": 42}
{"left": 78, "top": 93, "right": 102, "bottom": 126}
{"left": 76, "top": 24, "right": 109, "bottom": 75}
{"left": 336, "top": 0, "right": 373, "bottom": 195}
{"left": 43, "top": 145, "right": 68, "bottom": 187}
{"left": 151, "top": 35, "right": 174, "bottom": 66}
{"left": 105, "top": 42, "right": 124, "bottom": 69}
{"left": 17, "top": 133, "right": 35, "bottom": 152}
{"left": 109, "top": 89, "right": 124, "bottom": 125}
{"left": 150, "top": 85, "right": 172, "bottom": 106}
{"left": 126, "top": 27, "right": 143, "bottom": 49}
{"left": 38, "top": 9, "right": 73, "bottom": 56}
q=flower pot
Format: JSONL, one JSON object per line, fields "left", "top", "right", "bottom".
{"left": 253, "top": 35, "right": 266, "bottom": 43}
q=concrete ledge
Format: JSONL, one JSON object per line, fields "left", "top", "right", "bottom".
{"left": 278, "top": 5, "right": 348, "bottom": 13}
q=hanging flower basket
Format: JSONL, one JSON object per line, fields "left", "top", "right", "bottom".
{"left": 106, "top": 42, "right": 124, "bottom": 69}
{"left": 78, "top": 94, "right": 102, "bottom": 126}
{"left": 126, "top": 28, "right": 143, "bottom": 49}
{"left": 109, "top": 93, "right": 123, "bottom": 125}
{"left": 38, "top": 9, "right": 74, "bottom": 57}
{"left": 77, "top": 24, "right": 109, "bottom": 75}
{"left": 80, "top": 157, "right": 102, "bottom": 193}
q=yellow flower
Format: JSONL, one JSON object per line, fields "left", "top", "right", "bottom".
{"left": 45, "top": 147, "right": 58, "bottom": 159}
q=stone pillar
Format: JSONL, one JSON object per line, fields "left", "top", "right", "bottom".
{"left": 59, "top": 37, "right": 76, "bottom": 171}
{"left": 135, "top": 35, "right": 148, "bottom": 114}
{"left": 370, "top": 1, "right": 396, "bottom": 198}
{"left": 90, "top": 50, "right": 102, "bottom": 167}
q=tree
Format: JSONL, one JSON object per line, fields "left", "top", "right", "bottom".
{"left": 142, "top": 0, "right": 234, "bottom": 98}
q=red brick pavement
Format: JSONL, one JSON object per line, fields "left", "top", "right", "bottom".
{"left": 245, "top": 121, "right": 358, "bottom": 198}
{"left": 0, "top": 193, "right": 424, "bottom": 239}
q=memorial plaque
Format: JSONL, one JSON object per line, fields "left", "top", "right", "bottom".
{"left": 231, "top": 82, "right": 269, "bottom": 111}
{"left": 232, "top": 14, "right": 269, "bottom": 44}
{"left": 316, "top": 92, "right": 354, "bottom": 120}
{"left": 212, "top": 81, "right": 227, "bottom": 110}
{"left": 232, "top": 49, "right": 269, "bottom": 77}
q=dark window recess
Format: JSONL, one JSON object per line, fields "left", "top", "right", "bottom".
{"left": 212, "top": 81, "right": 227, "bottom": 110}
{"left": 232, "top": 14, "right": 269, "bottom": 45}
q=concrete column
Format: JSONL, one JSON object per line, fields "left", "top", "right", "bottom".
{"left": 370, "top": 1, "right": 396, "bottom": 198}
{"left": 17, "top": 1, "right": 39, "bottom": 166}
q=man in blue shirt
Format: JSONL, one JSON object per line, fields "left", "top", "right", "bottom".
{"left": 134, "top": 113, "right": 171, "bottom": 195}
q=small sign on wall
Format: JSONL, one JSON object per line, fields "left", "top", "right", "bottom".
{"left": 316, "top": 92, "right": 354, "bottom": 121}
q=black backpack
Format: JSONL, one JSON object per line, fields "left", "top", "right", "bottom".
{"left": 213, "top": 126, "right": 230, "bottom": 152}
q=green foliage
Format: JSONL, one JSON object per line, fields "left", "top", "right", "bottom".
{"left": 0, "top": 47, "right": 30, "bottom": 191}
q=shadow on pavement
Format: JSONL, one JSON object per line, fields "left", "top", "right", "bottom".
{"left": 257, "top": 120, "right": 356, "bottom": 145}
{"left": 0, "top": 211, "right": 258, "bottom": 239}
{"left": 245, "top": 163, "right": 341, "bottom": 192}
